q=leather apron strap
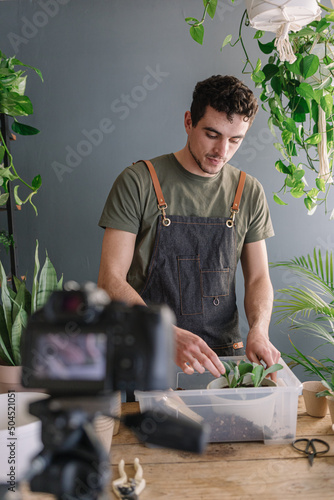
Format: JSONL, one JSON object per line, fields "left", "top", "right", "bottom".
{"left": 136, "top": 160, "right": 170, "bottom": 226}
{"left": 140, "top": 160, "right": 247, "bottom": 227}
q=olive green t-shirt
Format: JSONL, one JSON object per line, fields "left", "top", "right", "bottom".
{"left": 99, "top": 153, "right": 274, "bottom": 293}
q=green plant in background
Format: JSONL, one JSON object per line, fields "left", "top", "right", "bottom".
{"left": 286, "top": 339, "right": 334, "bottom": 396}
{"left": 271, "top": 248, "right": 334, "bottom": 393}
{"left": 185, "top": 0, "right": 218, "bottom": 45}
{"left": 219, "top": 359, "right": 283, "bottom": 387}
{"left": 0, "top": 50, "right": 43, "bottom": 215}
{"left": 0, "top": 240, "right": 63, "bottom": 366}
{"left": 0, "top": 230, "right": 14, "bottom": 253}
{"left": 184, "top": 2, "right": 334, "bottom": 216}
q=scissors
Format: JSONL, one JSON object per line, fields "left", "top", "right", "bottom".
{"left": 292, "top": 438, "right": 330, "bottom": 466}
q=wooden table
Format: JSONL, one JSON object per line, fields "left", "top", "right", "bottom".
{"left": 18, "top": 398, "right": 334, "bottom": 499}
{"left": 111, "top": 399, "right": 334, "bottom": 500}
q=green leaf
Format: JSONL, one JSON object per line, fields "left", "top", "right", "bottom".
{"left": 0, "top": 166, "right": 18, "bottom": 182}
{"left": 282, "top": 129, "right": 293, "bottom": 145}
{"left": 10, "top": 306, "right": 28, "bottom": 365}
{"left": 271, "top": 75, "right": 282, "bottom": 95}
{"left": 291, "top": 188, "right": 305, "bottom": 198}
{"left": 11, "top": 121, "right": 40, "bottom": 136}
{"left": 238, "top": 361, "right": 253, "bottom": 377}
{"left": 251, "top": 364, "right": 264, "bottom": 387}
{"left": 36, "top": 253, "right": 58, "bottom": 310}
{"left": 0, "top": 146, "right": 5, "bottom": 163}
{"left": 304, "top": 197, "right": 314, "bottom": 210}
{"left": 293, "top": 169, "right": 305, "bottom": 181}
{"left": 263, "top": 364, "right": 283, "bottom": 378}
{"left": 31, "top": 240, "right": 40, "bottom": 313}
{"left": 262, "top": 63, "right": 279, "bottom": 81}
{"left": 275, "top": 160, "right": 291, "bottom": 174}
{"left": 320, "top": 94, "right": 333, "bottom": 117}
{"left": 0, "top": 193, "right": 9, "bottom": 206}
{"left": 204, "top": 0, "right": 217, "bottom": 19}
{"left": 285, "top": 54, "right": 303, "bottom": 76}
{"left": 254, "top": 30, "right": 264, "bottom": 39}
{"left": 11, "top": 279, "right": 31, "bottom": 325}
{"left": 13, "top": 185, "right": 23, "bottom": 206}
{"left": 297, "top": 82, "right": 314, "bottom": 99}
{"left": 305, "top": 133, "right": 322, "bottom": 144}
{"left": 313, "top": 89, "right": 323, "bottom": 104}
{"left": 301, "top": 54, "right": 319, "bottom": 79}
{"left": 315, "top": 18, "right": 330, "bottom": 33}
{"left": 284, "top": 118, "right": 298, "bottom": 134}
{"left": 10, "top": 58, "right": 43, "bottom": 82}
{"left": 251, "top": 70, "right": 265, "bottom": 83}
{"left": 32, "top": 174, "right": 42, "bottom": 190}
{"left": 258, "top": 40, "right": 275, "bottom": 54}
{"left": 274, "top": 193, "right": 288, "bottom": 205}
{"left": 190, "top": 24, "right": 204, "bottom": 45}
{"left": 0, "top": 91, "right": 33, "bottom": 117}
{"left": 0, "top": 260, "right": 12, "bottom": 333}
{"left": 0, "top": 306, "right": 14, "bottom": 365}
{"left": 185, "top": 17, "right": 199, "bottom": 24}
{"left": 316, "top": 177, "right": 326, "bottom": 192}
{"left": 274, "top": 142, "right": 289, "bottom": 159}
{"left": 254, "top": 58, "right": 262, "bottom": 73}
{"left": 221, "top": 34, "right": 232, "bottom": 48}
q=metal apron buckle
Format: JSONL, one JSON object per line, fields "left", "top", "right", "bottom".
{"left": 158, "top": 203, "right": 171, "bottom": 227}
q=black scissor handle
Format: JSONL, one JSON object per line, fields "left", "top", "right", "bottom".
{"left": 292, "top": 438, "right": 330, "bottom": 465}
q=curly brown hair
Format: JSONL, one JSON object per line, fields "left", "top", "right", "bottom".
{"left": 190, "top": 75, "right": 258, "bottom": 127}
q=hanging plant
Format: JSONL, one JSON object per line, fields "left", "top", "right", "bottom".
{"left": 251, "top": 10, "right": 334, "bottom": 215}
{"left": 184, "top": 2, "right": 334, "bottom": 217}
{"left": 0, "top": 50, "right": 43, "bottom": 215}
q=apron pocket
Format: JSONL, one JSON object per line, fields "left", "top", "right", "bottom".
{"left": 201, "top": 269, "right": 230, "bottom": 298}
{"left": 177, "top": 256, "right": 203, "bottom": 315}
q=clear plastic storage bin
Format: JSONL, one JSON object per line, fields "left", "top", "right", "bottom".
{"left": 135, "top": 357, "right": 302, "bottom": 444}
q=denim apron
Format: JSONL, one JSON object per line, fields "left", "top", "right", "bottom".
{"left": 139, "top": 160, "right": 246, "bottom": 356}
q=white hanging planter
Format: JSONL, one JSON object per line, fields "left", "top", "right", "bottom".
{"left": 246, "top": 0, "right": 322, "bottom": 63}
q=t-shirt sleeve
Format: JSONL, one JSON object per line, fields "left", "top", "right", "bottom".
{"left": 98, "top": 167, "right": 143, "bottom": 234}
{"left": 244, "top": 179, "right": 274, "bottom": 244}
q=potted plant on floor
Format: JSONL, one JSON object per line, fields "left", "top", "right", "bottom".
{"left": 0, "top": 240, "right": 63, "bottom": 392}
{"left": 271, "top": 247, "right": 334, "bottom": 424}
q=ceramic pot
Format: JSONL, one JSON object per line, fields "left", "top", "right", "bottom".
{"left": 0, "top": 365, "right": 24, "bottom": 394}
{"left": 206, "top": 377, "right": 277, "bottom": 428}
{"left": 326, "top": 395, "right": 334, "bottom": 427}
{"left": 0, "top": 392, "right": 49, "bottom": 483}
{"left": 207, "top": 376, "right": 277, "bottom": 390}
{"left": 93, "top": 391, "right": 122, "bottom": 455}
{"left": 302, "top": 381, "right": 328, "bottom": 417}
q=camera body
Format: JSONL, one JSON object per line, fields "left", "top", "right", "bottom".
{"left": 21, "top": 284, "right": 175, "bottom": 396}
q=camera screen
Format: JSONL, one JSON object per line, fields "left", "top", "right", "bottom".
{"left": 32, "top": 332, "right": 107, "bottom": 381}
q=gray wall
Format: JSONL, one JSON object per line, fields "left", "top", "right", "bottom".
{"left": 1, "top": 0, "right": 333, "bottom": 381}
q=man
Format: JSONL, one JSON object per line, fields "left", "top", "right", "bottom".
{"left": 98, "top": 75, "right": 280, "bottom": 378}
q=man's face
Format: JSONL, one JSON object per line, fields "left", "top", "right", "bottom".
{"left": 185, "top": 106, "right": 250, "bottom": 176}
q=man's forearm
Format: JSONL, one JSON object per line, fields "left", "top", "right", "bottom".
{"left": 97, "top": 270, "right": 146, "bottom": 306}
{"left": 244, "top": 276, "right": 274, "bottom": 334}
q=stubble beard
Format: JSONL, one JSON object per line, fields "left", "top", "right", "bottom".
{"left": 188, "top": 143, "right": 225, "bottom": 175}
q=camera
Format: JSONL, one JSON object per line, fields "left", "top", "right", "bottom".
{"left": 21, "top": 282, "right": 175, "bottom": 395}
{"left": 18, "top": 283, "right": 208, "bottom": 500}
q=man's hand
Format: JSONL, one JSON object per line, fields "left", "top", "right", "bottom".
{"left": 245, "top": 326, "right": 281, "bottom": 380}
{"left": 174, "top": 326, "right": 225, "bottom": 377}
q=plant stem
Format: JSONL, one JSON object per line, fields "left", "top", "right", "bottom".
{"left": 0, "top": 129, "right": 35, "bottom": 191}
{"left": 239, "top": 10, "right": 255, "bottom": 73}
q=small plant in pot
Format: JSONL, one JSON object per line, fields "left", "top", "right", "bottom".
{"left": 0, "top": 240, "right": 62, "bottom": 392}
{"left": 271, "top": 247, "right": 334, "bottom": 423}
{"left": 207, "top": 359, "right": 283, "bottom": 389}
